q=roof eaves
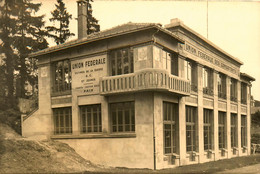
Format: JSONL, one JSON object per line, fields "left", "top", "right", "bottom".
{"left": 167, "top": 21, "right": 244, "bottom": 65}
{"left": 30, "top": 23, "right": 185, "bottom": 58}
{"left": 240, "top": 72, "right": 255, "bottom": 81}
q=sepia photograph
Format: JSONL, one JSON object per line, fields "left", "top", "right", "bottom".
{"left": 0, "top": 0, "right": 260, "bottom": 173}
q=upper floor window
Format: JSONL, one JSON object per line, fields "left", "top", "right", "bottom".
{"left": 230, "top": 78, "right": 237, "bottom": 102}
{"left": 241, "top": 83, "right": 247, "bottom": 104}
{"left": 53, "top": 60, "right": 71, "bottom": 93}
{"left": 163, "top": 102, "right": 179, "bottom": 154}
{"left": 217, "top": 73, "right": 226, "bottom": 99}
{"left": 184, "top": 60, "right": 197, "bottom": 92}
{"left": 53, "top": 107, "right": 72, "bottom": 135}
{"left": 80, "top": 104, "right": 102, "bottom": 133}
{"left": 171, "top": 53, "right": 178, "bottom": 76}
{"left": 202, "top": 67, "right": 213, "bottom": 96}
{"left": 110, "top": 47, "right": 133, "bottom": 76}
{"left": 110, "top": 101, "right": 135, "bottom": 133}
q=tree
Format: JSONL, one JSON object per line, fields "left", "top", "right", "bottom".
{"left": 13, "top": 0, "right": 49, "bottom": 98}
{"left": 0, "top": 0, "right": 49, "bottom": 103}
{"left": 46, "top": 0, "right": 75, "bottom": 45}
{"left": 0, "top": 0, "right": 18, "bottom": 108}
{"left": 86, "top": 0, "right": 100, "bottom": 35}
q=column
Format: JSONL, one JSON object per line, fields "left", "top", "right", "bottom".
{"left": 246, "top": 84, "right": 251, "bottom": 155}
{"left": 179, "top": 97, "right": 186, "bottom": 165}
{"left": 197, "top": 64, "right": 204, "bottom": 163}
{"left": 226, "top": 77, "right": 231, "bottom": 158}
{"left": 237, "top": 81, "right": 242, "bottom": 155}
{"left": 213, "top": 71, "right": 219, "bottom": 160}
{"left": 72, "top": 90, "right": 80, "bottom": 135}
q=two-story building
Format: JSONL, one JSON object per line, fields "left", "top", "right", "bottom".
{"left": 21, "top": 0, "right": 255, "bottom": 170}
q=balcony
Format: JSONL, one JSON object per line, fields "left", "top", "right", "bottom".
{"left": 100, "top": 69, "right": 191, "bottom": 96}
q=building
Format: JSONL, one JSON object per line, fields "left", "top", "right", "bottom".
{"left": 21, "top": 1, "right": 255, "bottom": 170}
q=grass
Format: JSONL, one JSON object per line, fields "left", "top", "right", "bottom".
{"left": 84, "top": 154, "right": 260, "bottom": 174}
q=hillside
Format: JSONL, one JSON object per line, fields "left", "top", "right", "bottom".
{"left": 0, "top": 123, "right": 99, "bottom": 173}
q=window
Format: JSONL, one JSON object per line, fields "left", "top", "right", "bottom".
{"left": 231, "top": 113, "right": 237, "bottom": 148}
{"left": 80, "top": 104, "right": 102, "bottom": 133}
{"left": 164, "top": 102, "right": 179, "bottom": 154}
{"left": 202, "top": 67, "right": 213, "bottom": 96}
{"left": 217, "top": 73, "right": 226, "bottom": 99}
{"left": 184, "top": 60, "right": 197, "bottom": 92}
{"left": 230, "top": 78, "right": 237, "bottom": 102}
{"left": 171, "top": 53, "right": 178, "bottom": 76}
{"left": 204, "top": 109, "right": 213, "bottom": 150}
{"left": 53, "top": 60, "right": 71, "bottom": 93}
{"left": 162, "top": 50, "right": 171, "bottom": 71}
{"left": 218, "top": 112, "right": 226, "bottom": 149}
{"left": 241, "top": 83, "right": 247, "bottom": 104}
{"left": 186, "top": 106, "right": 197, "bottom": 152}
{"left": 53, "top": 107, "right": 72, "bottom": 134}
{"left": 110, "top": 47, "right": 133, "bottom": 76}
{"left": 241, "top": 115, "right": 247, "bottom": 147}
{"left": 110, "top": 101, "right": 135, "bottom": 133}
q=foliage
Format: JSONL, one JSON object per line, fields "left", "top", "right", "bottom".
{"left": 252, "top": 134, "right": 260, "bottom": 144}
{"left": 46, "top": 0, "right": 75, "bottom": 45}
{"left": 86, "top": 0, "right": 100, "bottom": 35}
{"left": 0, "top": 0, "right": 48, "bottom": 103}
{"left": 252, "top": 110, "right": 260, "bottom": 127}
{"left": 0, "top": 108, "right": 21, "bottom": 134}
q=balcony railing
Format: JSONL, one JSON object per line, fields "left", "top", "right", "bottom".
{"left": 203, "top": 87, "right": 213, "bottom": 96}
{"left": 100, "top": 69, "right": 191, "bottom": 96}
{"left": 218, "top": 92, "right": 227, "bottom": 99}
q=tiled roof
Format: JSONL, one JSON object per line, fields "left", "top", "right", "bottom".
{"left": 30, "top": 22, "right": 184, "bottom": 57}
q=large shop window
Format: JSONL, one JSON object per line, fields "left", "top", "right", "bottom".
{"left": 218, "top": 112, "right": 226, "bottom": 149}
{"left": 231, "top": 113, "right": 237, "bottom": 148}
{"left": 241, "top": 115, "right": 247, "bottom": 147}
{"left": 230, "top": 78, "right": 237, "bottom": 102}
{"left": 217, "top": 73, "right": 227, "bottom": 99}
{"left": 186, "top": 106, "right": 197, "bottom": 152}
{"left": 110, "top": 101, "right": 135, "bottom": 133}
{"left": 202, "top": 67, "right": 213, "bottom": 96}
{"left": 53, "top": 60, "right": 71, "bottom": 93}
{"left": 163, "top": 102, "right": 179, "bottom": 154}
{"left": 241, "top": 83, "right": 247, "bottom": 104}
{"left": 80, "top": 104, "right": 102, "bottom": 133}
{"left": 53, "top": 107, "right": 72, "bottom": 134}
{"left": 204, "top": 109, "right": 213, "bottom": 151}
{"left": 184, "top": 60, "right": 197, "bottom": 92}
{"left": 110, "top": 47, "right": 133, "bottom": 76}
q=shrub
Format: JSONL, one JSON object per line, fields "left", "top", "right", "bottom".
{"left": 0, "top": 109, "right": 21, "bottom": 134}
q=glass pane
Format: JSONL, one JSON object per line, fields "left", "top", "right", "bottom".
{"left": 117, "top": 51, "right": 122, "bottom": 75}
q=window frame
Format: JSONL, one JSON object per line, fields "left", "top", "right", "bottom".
{"left": 241, "top": 115, "right": 247, "bottom": 147}
{"left": 53, "top": 107, "right": 72, "bottom": 135}
{"left": 203, "top": 109, "right": 213, "bottom": 151}
{"left": 217, "top": 73, "right": 227, "bottom": 99}
{"left": 110, "top": 101, "right": 135, "bottom": 133}
{"left": 80, "top": 104, "right": 102, "bottom": 134}
{"left": 186, "top": 106, "right": 197, "bottom": 152}
{"left": 231, "top": 113, "right": 238, "bottom": 148}
{"left": 163, "top": 101, "right": 179, "bottom": 155}
{"left": 218, "top": 111, "right": 226, "bottom": 149}
{"left": 202, "top": 67, "right": 213, "bottom": 96}
{"left": 241, "top": 83, "right": 247, "bottom": 104}
{"left": 230, "top": 78, "right": 237, "bottom": 102}
{"left": 110, "top": 47, "right": 134, "bottom": 76}
{"left": 52, "top": 59, "right": 72, "bottom": 94}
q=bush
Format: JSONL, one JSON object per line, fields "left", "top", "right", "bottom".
{"left": 0, "top": 109, "right": 21, "bottom": 134}
{"left": 252, "top": 134, "right": 260, "bottom": 144}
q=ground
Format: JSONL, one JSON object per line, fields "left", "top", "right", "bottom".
{"left": 0, "top": 122, "right": 260, "bottom": 173}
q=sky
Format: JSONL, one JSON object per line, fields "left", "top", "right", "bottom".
{"left": 34, "top": 0, "right": 260, "bottom": 100}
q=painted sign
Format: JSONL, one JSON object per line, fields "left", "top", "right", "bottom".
{"left": 182, "top": 42, "right": 239, "bottom": 76}
{"left": 71, "top": 55, "right": 107, "bottom": 95}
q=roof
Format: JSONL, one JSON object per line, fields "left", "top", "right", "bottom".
{"left": 240, "top": 72, "right": 255, "bottom": 81}
{"left": 165, "top": 18, "right": 244, "bottom": 65}
{"left": 30, "top": 22, "right": 184, "bottom": 57}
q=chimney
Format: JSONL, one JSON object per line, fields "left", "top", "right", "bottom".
{"left": 77, "top": 0, "right": 87, "bottom": 39}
